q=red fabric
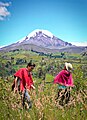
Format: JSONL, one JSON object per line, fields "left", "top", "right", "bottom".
{"left": 54, "top": 70, "right": 74, "bottom": 87}
{"left": 14, "top": 68, "right": 34, "bottom": 91}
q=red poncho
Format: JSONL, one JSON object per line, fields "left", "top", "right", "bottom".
{"left": 54, "top": 70, "right": 74, "bottom": 87}
{"left": 14, "top": 68, "right": 34, "bottom": 91}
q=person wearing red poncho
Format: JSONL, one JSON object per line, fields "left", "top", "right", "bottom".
{"left": 12, "top": 62, "right": 35, "bottom": 109}
{"left": 54, "top": 62, "right": 74, "bottom": 106}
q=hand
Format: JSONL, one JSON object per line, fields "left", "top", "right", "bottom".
{"left": 27, "top": 88, "right": 30, "bottom": 93}
{"left": 14, "top": 87, "right": 18, "bottom": 93}
{"left": 31, "top": 85, "right": 35, "bottom": 89}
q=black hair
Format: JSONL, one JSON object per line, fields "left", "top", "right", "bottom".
{"left": 27, "top": 62, "right": 35, "bottom": 68}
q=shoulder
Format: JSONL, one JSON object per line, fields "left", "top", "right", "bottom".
{"left": 60, "top": 70, "right": 65, "bottom": 74}
{"left": 18, "top": 68, "right": 26, "bottom": 72}
{"left": 20, "top": 68, "right": 26, "bottom": 70}
{"left": 59, "top": 70, "right": 69, "bottom": 75}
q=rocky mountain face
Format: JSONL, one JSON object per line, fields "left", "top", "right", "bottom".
{"left": 0, "top": 29, "right": 87, "bottom": 54}
{"left": 17, "top": 29, "right": 73, "bottom": 48}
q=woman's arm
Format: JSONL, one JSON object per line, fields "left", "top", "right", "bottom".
{"left": 14, "top": 77, "right": 18, "bottom": 93}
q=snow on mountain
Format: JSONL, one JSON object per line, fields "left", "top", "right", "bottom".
{"left": 18, "top": 29, "right": 53, "bottom": 43}
{"left": 16, "top": 29, "right": 73, "bottom": 48}
{"left": 28, "top": 29, "right": 53, "bottom": 38}
{"left": 1, "top": 29, "right": 87, "bottom": 53}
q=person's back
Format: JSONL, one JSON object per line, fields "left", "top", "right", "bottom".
{"left": 54, "top": 69, "right": 74, "bottom": 87}
{"left": 54, "top": 62, "right": 74, "bottom": 106}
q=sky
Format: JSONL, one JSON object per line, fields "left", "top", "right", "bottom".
{"left": 0, "top": 0, "right": 87, "bottom": 47}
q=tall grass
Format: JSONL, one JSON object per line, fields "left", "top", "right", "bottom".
{"left": 0, "top": 51, "right": 87, "bottom": 120}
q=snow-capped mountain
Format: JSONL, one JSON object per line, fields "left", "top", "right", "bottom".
{"left": 18, "top": 29, "right": 53, "bottom": 43}
{"left": 17, "top": 29, "right": 73, "bottom": 48}
{"left": 2, "top": 29, "right": 84, "bottom": 53}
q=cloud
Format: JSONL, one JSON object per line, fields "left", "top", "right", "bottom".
{"left": 71, "top": 42, "right": 87, "bottom": 46}
{"left": 0, "top": 2, "right": 11, "bottom": 20}
{"left": 0, "top": 45, "right": 5, "bottom": 48}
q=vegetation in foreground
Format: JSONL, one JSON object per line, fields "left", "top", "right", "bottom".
{"left": 0, "top": 50, "right": 87, "bottom": 120}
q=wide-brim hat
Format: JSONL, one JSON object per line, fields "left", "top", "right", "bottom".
{"left": 65, "top": 62, "right": 73, "bottom": 71}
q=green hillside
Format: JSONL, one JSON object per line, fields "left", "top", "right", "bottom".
{"left": 0, "top": 50, "right": 87, "bottom": 120}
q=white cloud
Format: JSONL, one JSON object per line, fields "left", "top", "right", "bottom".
{"left": 0, "top": 2, "right": 11, "bottom": 20}
{"left": 0, "top": 45, "right": 6, "bottom": 48}
{"left": 71, "top": 42, "right": 87, "bottom": 46}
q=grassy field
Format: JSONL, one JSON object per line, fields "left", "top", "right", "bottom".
{"left": 0, "top": 50, "right": 87, "bottom": 120}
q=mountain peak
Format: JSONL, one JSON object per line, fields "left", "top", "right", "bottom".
{"left": 28, "top": 29, "right": 53, "bottom": 38}
{"left": 17, "top": 29, "right": 73, "bottom": 48}
{"left": 18, "top": 29, "right": 53, "bottom": 43}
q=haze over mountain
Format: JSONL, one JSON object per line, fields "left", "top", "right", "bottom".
{"left": 0, "top": 29, "right": 87, "bottom": 54}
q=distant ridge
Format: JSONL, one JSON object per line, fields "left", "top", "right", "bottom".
{"left": 16, "top": 29, "right": 73, "bottom": 48}
{"left": 0, "top": 29, "right": 87, "bottom": 53}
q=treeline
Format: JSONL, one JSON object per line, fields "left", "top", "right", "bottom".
{"left": 0, "top": 56, "right": 27, "bottom": 78}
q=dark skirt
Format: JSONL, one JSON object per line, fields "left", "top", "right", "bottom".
{"left": 55, "top": 85, "right": 71, "bottom": 106}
